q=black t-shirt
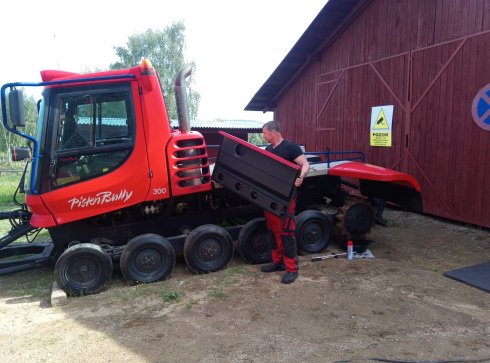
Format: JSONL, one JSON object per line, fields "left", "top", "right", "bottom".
{"left": 265, "top": 140, "right": 303, "bottom": 163}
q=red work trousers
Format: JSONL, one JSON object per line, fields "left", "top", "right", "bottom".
{"left": 264, "top": 199, "right": 298, "bottom": 272}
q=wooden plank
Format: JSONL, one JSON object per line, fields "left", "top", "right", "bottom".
{"left": 448, "top": 0, "right": 459, "bottom": 39}
{"left": 433, "top": 0, "right": 444, "bottom": 44}
{"left": 474, "top": 32, "right": 490, "bottom": 223}
{"left": 462, "top": 0, "right": 472, "bottom": 35}
{"left": 419, "top": 49, "right": 432, "bottom": 199}
{"left": 460, "top": 37, "right": 480, "bottom": 222}
{"left": 412, "top": 0, "right": 420, "bottom": 49}
{"left": 415, "top": 0, "right": 424, "bottom": 48}
{"left": 437, "top": 48, "right": 453, "bottom": 216}
{"left": 398, "top": 55, "right": 407, "bottom": 164}
{"left": 484, "top": 0, "right": 490, "bottom": 30}
{"left": 449, "top": 39, "right": 466, "bottom": 219}
{"left": 480, "top": 35, "right": 490, "bottom": 225}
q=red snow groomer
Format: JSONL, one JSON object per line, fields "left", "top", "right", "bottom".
{"left": 0, "top": 59, "right": 421, "bottom": 295}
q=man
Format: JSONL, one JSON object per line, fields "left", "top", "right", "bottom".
{"left": 260, "top": 121, "right": 310, "bottom": 284}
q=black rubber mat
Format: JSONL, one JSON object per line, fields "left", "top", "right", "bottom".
{"left": 444, "top": 261, "right": 490, "bottom": 293}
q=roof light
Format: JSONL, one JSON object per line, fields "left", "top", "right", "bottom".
{"left": 141, "top": 58, "right": 155, "bottom": 75}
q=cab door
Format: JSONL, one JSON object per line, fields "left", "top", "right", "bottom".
{"left": 41, "top": 82, "right": 151, "bottom": 225}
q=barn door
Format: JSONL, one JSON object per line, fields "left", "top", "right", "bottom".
{"left": 408, "top": 32, "right": 490, "bottom": 220}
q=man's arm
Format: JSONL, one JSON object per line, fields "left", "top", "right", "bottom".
{"left": 294, "top": 154, "right": 310, "bottom": 187}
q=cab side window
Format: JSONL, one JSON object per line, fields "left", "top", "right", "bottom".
{"left": 51, "top": 88, "right": 134, "bottom": 189}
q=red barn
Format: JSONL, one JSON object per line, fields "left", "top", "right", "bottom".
{"left": 246, "top": 0, "right": 490, "bottom": 227}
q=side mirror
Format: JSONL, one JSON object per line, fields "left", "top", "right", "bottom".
{"left": 11, "top": 146, "right": 31, "bottom": 162}
{"left": 9, "top": 89, "right": 25, "bottom": 127}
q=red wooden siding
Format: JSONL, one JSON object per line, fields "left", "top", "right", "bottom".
{"left": 274, "top": 0, "right": 490, "bottom": 227}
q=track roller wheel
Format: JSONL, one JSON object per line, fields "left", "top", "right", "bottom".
{"left": 184, "top": 225, "right": 233, "bottom": 273}
{"left": 237, "top": 218, "right": 273, "bottom": 264}
{"left": 336, "top": 199, "right": 375, "bottom": 240}
{"left": 120, "top": 234, "right": 175, "bottom": 285}
{"left": 295, "top": 210, "right": 332, "bottom": 253}
{"left": 54, "top": 243, "right": 113, "bottom": 296}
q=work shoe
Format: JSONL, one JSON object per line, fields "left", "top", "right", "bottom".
{"left": 281, "top": 271, "right": 298, "bottom": 284}
{"left": 260, "top": 263, "right": 286, "bottom": 273}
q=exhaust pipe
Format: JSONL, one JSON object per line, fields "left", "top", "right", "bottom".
{"left": 174, "top": 64, "right": 203, "bottom": 186}
{"left": 174, "top": 64, "right": 193, "bottom": 133}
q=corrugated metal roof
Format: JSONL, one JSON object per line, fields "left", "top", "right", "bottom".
{"left": 170, "top": 119, "right": 265, "bottom": 130}
{"left": 78, "top": 117, "right": 128, "bottom": 126}
{"left": 77, "top": 117, "right": 264, "bottom": 130}
{"left": 245, "top": 0, "right": 367, "bottom": 112}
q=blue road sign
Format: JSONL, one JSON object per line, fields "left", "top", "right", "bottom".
{"left": 472, "top": 84, "right": 490, "bottom": 131}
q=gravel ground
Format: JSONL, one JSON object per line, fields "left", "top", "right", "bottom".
{"left": 0, "top": 207, "right": 489, "bottom": 363}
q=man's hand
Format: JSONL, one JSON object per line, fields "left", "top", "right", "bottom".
{"left": 295, "top": 177, "right": 303, "bottom": 187}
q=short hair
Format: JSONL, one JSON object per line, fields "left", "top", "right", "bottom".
{"left": 262, "top": 120, "right": 281, "bottom": 133}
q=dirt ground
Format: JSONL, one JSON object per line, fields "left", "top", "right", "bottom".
{"left": 0, "top": 207, "right": 489, "bottom": 363}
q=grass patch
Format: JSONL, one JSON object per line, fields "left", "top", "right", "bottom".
{"left": 0, "top": 171, "right": 24, "bottom": 204}
{"left": 5, "top": 267, "right": 53, "bottom": 297}
{"left": 162, "top": 289, "right": 181, "bottom": 304}
{"left": 226, "top": 266, "right": 245, "bottom": 275}
{"left": 185, "top": 299, "right": 198, "bottom": 310}
{"left": 208, "top": 288, "right": 225, "bottom": 299}
{"left": 110, "top": 283, "right": 155, "bottom": 302}
{"left": 218, "top": 265, "right": 254, "bottom": 286}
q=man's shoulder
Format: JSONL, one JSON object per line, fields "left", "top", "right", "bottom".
{"left": 283, "top": 140, "right": 303, "bottom": 152}
{"left": 283, "top": 139, "right": 298, "bottom": 147}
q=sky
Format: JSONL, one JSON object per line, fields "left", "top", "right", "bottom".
{"left": 1, "top": 0, "right": 326, "bottom": 122}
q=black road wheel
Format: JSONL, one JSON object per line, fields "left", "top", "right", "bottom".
{"left": 54, "top": 243, "right": 113, "bottom": 296}
{"left": 336, "top": 199, "right": 375, "bottom": 240}
{"left": 343, "top": 202, "right": 374, "bottom": 237}
{"left": 295, "top": 210, "right": 332, "bottom": 253}
{"left": 120, "top": 234, "right": 175, "bottom": 285}
{"left": 237, "top": 218, "right": 273, "bottom": 264}
{"left": 183, "top": 225, "right": 233, "bottom": 273}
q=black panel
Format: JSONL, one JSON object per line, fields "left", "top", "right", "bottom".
{"left": 212, "top": 133, "right": 300, "bottom": 218}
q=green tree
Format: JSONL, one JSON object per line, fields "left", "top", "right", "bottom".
{"left": 248, "top": 133, "right": 265, "bottom": 146}
{"left": 110, "top": 23, "right": 200, "bottom": 121}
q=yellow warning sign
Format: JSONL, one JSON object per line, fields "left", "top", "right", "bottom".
{"left": 370, "top": 132, "right": 392, "bottom": 147}
{"left": 373, "top": 109, "right": 389, "bottom": 130}
{"left": 370, "top": 105, "right": 393, "bottom": 147}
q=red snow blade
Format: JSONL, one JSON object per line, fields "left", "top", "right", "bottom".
{"left": 329, "top": 162, "right": 421, "bottom": 191}
{"left": 329, "top": 162, "right": 423, "bottom": 212}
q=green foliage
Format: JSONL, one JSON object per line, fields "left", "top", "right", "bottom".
{"left": 248, "top": 132, "right": 265, "bottom": 146}
{"left": 208, "top": 288, "right": 225, "bottom": 299}
{"left": 185, "top": 299, "right": 198, "bottom": 310}
{"left": 162, "top": 288, "right": 181, "bottom": 303}
{"left": 4, "top": 267, "right": 52, "bottom": 297}
{"left": 110, "top": 23, "right": 200, "bottom": 121}
{"left": 0, "top": 172, "right": 22, "bottom": 203}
